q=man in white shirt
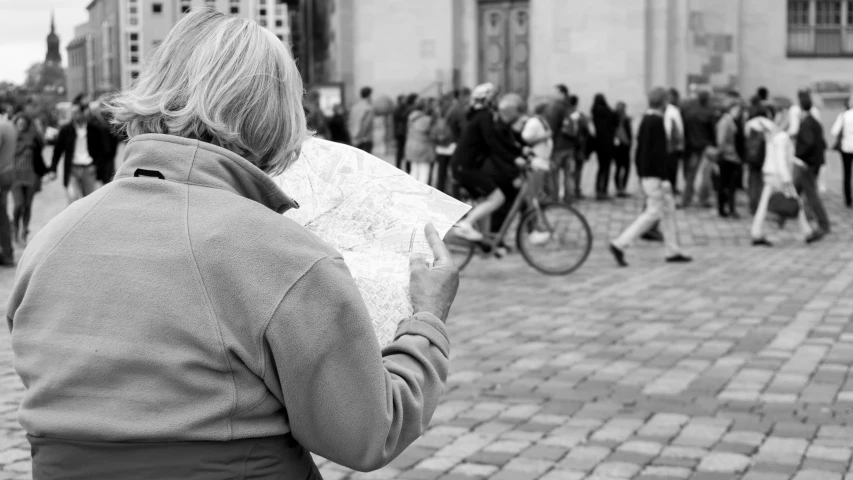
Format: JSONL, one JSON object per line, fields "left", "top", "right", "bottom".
{"left": 50, "top": 104, "right": 107, "bottom": 203}
{"left": 664, "top": 88, "right": 685, "bottom": 193}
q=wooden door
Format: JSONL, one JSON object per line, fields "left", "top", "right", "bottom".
{"left": 478, "top": 0, "right": 530, "bottom": 97}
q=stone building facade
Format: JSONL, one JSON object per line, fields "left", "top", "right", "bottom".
{"left": 323, "top": 0, "right": 853, "bottom": 128}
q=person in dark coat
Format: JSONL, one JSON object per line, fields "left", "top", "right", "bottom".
{"left": 591, "top": 93, "right": 617, "bottom": 199}
{"left": 793, "top": 91, "right": 831, "bottom": 241}
{"left": 328, "top": 104, "right": 351, "bottom": 145}
{"left": 49, "top": 104, "right": 108, "bottom": 202}
{"left": 10, "top": 115, "right": 47, "bottom": 244}
{"left": 613, "top": 101, "right": 633, "bottom": 197}
{"left": 609, "top": 87, "right": 692, "bottom": 267}
{"left": 681, "top": 90, "right": 717, "bottom": 208}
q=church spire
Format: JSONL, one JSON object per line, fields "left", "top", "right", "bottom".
{"left": 50, "top": 9, "right": 55, "bottom": 34}
{"left": 45, "top": 9, "right": 61, "bottom": 66}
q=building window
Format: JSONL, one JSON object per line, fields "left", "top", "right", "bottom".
{"left": 131, "top": 55, "right": 139, "bottom": 64}
{"left": 260, "top": 8, "right": 267, "bottom": 16}
{"left": 277, "top": 34, "right": 283, "bottom": 41}
{"left": 181, "top": 0, "right": 191, "bottom": 13}
{"left": 131, "top": 71, "right": 139, "bottom": 79}
{"left": 231, "top": 6, "right": 239, "bottom": 14}
{"left": 153, "top": 3, "right": 163, "bottom": 14}
{"left": 275, "top": 19, "right": 283, "bottom": 27}
{"left": 260, "top": 19, "right": 267, "bottom": 27}
{"left": 788, "top": 0, "right": 853, "bottom": 56}
{"left": 130, "top": 44, "right": 138, "bottom": 52}
{"left": 130, "top": 17, "right": 138, "bottom": 26}
{"left": 130, "top": 33, "right": 138, "bottom": 41}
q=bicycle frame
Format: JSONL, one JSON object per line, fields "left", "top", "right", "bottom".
{"left": 475, "top": 171, "right": 542, "bottom": 252}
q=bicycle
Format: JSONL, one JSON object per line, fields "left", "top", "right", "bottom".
{"left": 445, "top": 164, "right": 594, "bottom": 276}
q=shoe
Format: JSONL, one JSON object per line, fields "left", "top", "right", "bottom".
{"left": 452, "top": 221, "right": 484, "bottom": 242}
{"left": 729, "top": 211, "right": 741, "bottom": 219}
{"left": 805, "top": 230, "right": 827, "bottom": 244}
{"left": 751, "top": 238, "right": 773, "bottom": 247}
{"left": 665, "top": 254, "right": 692, "bottom": 263}
{"left": 527, "top": 230, "right": 551, "bottom": 246}
{"left": 609, "top": 243, "right": 628, "bottom": 267}
{"left": 641, "top": 230, "right": 664, "bottom": 242}
{"left": 718, "top": 211, "right": 729, "bottom": 218}
{"left": 616, "top": 191, "right": 630, "bottom": 198}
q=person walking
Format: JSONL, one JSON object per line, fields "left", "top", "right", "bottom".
{"left": 830, "top": 97, "right": 853, "bottom": 207}
{"left": 591, "top": 93, "right": 617, "bottom": 199}
{"left": 716, "top": 100, "right": 742, "bottom": 218}
{"left": 10, "top": 115, "right": 47, "bottom": 245}
{"left": 49, "top": 103, "right": 108, "bottom": 203}
{"left": 8, "top": 9, "right": 458, "bottom": 478}
{"left": 305, "top": 90, "right": 330, "bottom": 141}
{"left": 349, "top": 86, "right": 375, "bottom": 153}
{"left": 744, "top": 107, "right": 774, "bottom": 214}
{"left": 562, "top": 94, "right": 592, "bottom": 199}
{"left": 405, "top": 98, "right": 437, "bottom": 185}
{"left": 609, "top": 87, "right": 692, "bottom": 267}
{"left": 613, "top": 101, "right": 632, "bottom": 197}
{"left": 681, "top": 90, "right": 717, "bottom": 208}
{"left": 794, "top": 91, "right": 831, "bottom": 240}
{"left": 539, "top": 84, "right": 573, "bottom": 202}
{"left": 750, "top": 100, "right": 816, "bottom": 245}
{"left": 0, "top": 116, "right": 16, "bottom": 266}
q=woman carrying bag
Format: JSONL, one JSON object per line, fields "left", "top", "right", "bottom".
{"left": 750, "top": 101, "right": 815, "bottom": 246}
{"left": 830, "top": 97, "right": 853, "bottom": 207}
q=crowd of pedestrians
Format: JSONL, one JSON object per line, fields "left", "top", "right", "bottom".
{"left": 0, "top": 94, "right": 121, "bottom": 267}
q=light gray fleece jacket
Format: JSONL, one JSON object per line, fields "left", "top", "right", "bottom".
{"left": 6, "top": 134, "right": 450, "bottom": 471}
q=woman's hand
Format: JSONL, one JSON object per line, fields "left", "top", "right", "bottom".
{"left": 409, "top": 223, "right": 459, "bottom": 323}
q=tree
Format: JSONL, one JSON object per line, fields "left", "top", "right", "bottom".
{"left": 24, "top": 62, "right": 66, "bottom": 94}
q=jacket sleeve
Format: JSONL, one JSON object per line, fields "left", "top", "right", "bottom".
{"left": 263, "top": 256, "right": 450, "bottom": 472}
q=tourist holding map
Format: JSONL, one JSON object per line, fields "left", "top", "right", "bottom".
{"left": 6, "top": 9, "right": 459, "bottom": 479}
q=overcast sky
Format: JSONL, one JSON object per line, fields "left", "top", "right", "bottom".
{"left": 0, "top": 0, "right": 90, "bottom": 84}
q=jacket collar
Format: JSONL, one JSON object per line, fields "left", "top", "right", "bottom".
{"left": 115, "top": 133, "right": 299, "bottom": 214}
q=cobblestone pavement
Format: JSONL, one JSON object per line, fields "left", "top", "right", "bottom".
{"left": 0, "top": 150, "right": 850, "bottom": 479}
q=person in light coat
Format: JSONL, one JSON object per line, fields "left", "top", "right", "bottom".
{"left": 830, "top": 97, "right": 853, "bottom": 207}
{"left": 404, "top": 98, "right": 436, "bottom": 185}
{"left": 750, "top": 101, "right": 814, "bottom": 245}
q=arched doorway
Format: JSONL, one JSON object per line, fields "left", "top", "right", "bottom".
{"left": 478, "top": 0, "right": 530, "bottom": 97}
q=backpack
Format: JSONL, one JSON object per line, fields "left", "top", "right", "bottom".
{"left": 524, "top": 115, "right": 552, "bottom": 145}
{"left": 561, "top": 111, "right": 579, "bottom": 138}
{"left": 744, "top": 127, "right": 766, "bottom": 168}
{"left": 429, "top": 116, "right": 453, "bottom": 147}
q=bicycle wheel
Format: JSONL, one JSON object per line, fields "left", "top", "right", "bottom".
{"left": 444, "top": 231, "right": 475, "bottom": 271}
{"left": 516, "top": 202, "right": 593, "bottom": 275}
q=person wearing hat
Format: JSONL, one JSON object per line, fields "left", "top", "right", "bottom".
{"left": 450, "top": 83, "right": 525, "bottom": 241}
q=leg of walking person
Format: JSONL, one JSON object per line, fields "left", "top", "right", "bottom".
{"left": 658, "top": 180, "right": 685, "bottom": 258}
{"left": 842, "top": 152, "right": 853, "bottom": 207}
{"left": 435, "top": 155, "right": 449, "bottom": 193}
{"left": 11, "top": 184, "right": 23, "bottom": 242}
{"left": 0, "top": 180, "right": 14, "bottom": 264}
{"left": 697, "top": 148, "right": 714, "bottom": 207}
{"left": 667, "top": 152, "right": 680, "bottom": 195}
{"left": 717, "top": 162, "right": 730, "bottom": 217}
{"left": 21, "top": 186, "right": 35, "bottom": 242}
{"left": 613, "top": 147, "right": 629, "bottom": 195}
{"left": 78, "top": 165, "right": 99, "bottom": 197}
{"left": 395, "top": 136, "right": 406, "bottom": 170}
{"left": 612, "top": 178, "right": 665, "bottom": 251}
{"left": 573, "top": 153, "right": 585, "bottom": 198}
{"left": 801, "top": 165, "right": 831, "bottom": 233}
{"left": 596, "top": 150, "right": 613, "bottom": 198}
{"left": 748, "top": 167, "right": 764, "bottom": 215}
{"left": 795, "top": 195, "right": 814, "bottom": 239}
{"left": 681, "top": 151, "right": 699, "bottom": 207}
{"left": 750, "top": 184, "right": 774, "bottom": 241}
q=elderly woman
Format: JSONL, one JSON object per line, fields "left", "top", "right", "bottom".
{"left": 7, "top": 9, "right": 458, "bottom": 479}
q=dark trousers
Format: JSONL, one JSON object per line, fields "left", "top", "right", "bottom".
{"left": 747, "top": 167, "right": 764, "bottom": 214}
{"left": 842, "top": 152, "right": 853, "bottom": 206}
{"left": 395, "top": 136, "right": 406, "bottom": 170}
{"left": 12, "top": 184, "right": 36, "bottom": 236}
{"left": 667, "top": 151, "right": 682, "bottom": 193}
{"left": 794, "top": 164, "right": 831, "bottom": 232}
{"left": 717, "top": 161, "right": 739, "bottom": 215}
{"left": 595, "top": 147, "right": 613, "bottom": 196}
{"left": 0, "top": 172, "right": 13, "bottom": 262}
{"left": 613, "top": 146, "right": 630, "bottom": 193}
{"left": 356, "top": 141, "right": 373, "bottom": 154}
{"left": 434, "top": 154, "right": 450, "bottom": 194}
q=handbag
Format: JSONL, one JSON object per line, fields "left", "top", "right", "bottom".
{"left": 767, "top": 191, "right": 800, "bottom": 218}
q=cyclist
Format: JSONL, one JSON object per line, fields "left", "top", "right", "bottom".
{"left": 450, "top": 83, "right": 526, "bottom": 241}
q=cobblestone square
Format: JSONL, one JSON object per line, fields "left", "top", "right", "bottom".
{"left": 0, "top": 154, "right": 850, "bottom": 479}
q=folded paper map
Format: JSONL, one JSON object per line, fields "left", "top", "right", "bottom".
{"left": 271, "top": 138, "right": 471, "bottom": 347}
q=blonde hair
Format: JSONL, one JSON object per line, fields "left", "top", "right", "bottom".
{"left": 107, "top": 8, "right": 307, "bottom": 176}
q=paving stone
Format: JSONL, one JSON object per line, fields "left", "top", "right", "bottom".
{"left": 696, "top": 451, "right": 752, "bottom": 473}
{"left": 558, "top": 445, "right": 611, "bottom": 471}
{"left": 640, "top": 465, "right": 692, "bottom": 479}
{"left": 792, "top": 470, "right": 843, "bottom": 480}
{"left": 592, "top": 461, "right": 642, "bottom": 478}
{"left": 539, "top": 470, "right": 586, "bottom": 480}
{"left": 448, "top": 463, "right": 499, "bottom": 478}
{"left": 741, "top": 472, "right": 792, "bottom": 480}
